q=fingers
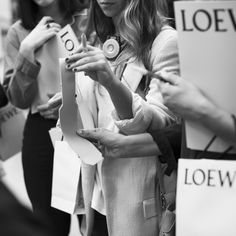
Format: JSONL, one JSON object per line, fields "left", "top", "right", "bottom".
{"left": 45, "top": 22, "right": 61, "bottom": 31}
{"left": 41, "top": 30, "right": 58, "bottom": 43}
{"left": 66, "top": 47, "right": 98, "bottom": 63}
{"left": 158, "top": 71, "right": 180, "bottom": 85}
{"left": 71, "top": 61, "right": 102, "bottom": 73}
{"left": 39, "top": 16, "right": 54, "bottom": 25}
{"left": 37, "top": 103, "right": 60, "bottom": 114}
{"left": 39, "top": 112, "right": 58, "bottom": 120}
{"left": 37, "top": 103, "right": 49, "bottom": 112}
{"left": 47, "top": 93, "right": 62, "bottom": 108}
{"left": 76, "top": 128, "right": 104, "bottom": 142}
{"left": 77, "top": 129, "right": 105, "bottom": 152}
{"left": 39, "top": 107, "right": 59, "bottom": 120}
{"left": 67, "top": 55, "right": 99, "bottom": 71}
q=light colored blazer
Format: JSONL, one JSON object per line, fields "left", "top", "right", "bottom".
{"left": 78, "top": 26, "right": 179, "bottom": 236}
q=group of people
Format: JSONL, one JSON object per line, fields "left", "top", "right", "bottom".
{"left": 1, "top": 0, "right": 235, "bottom": 236}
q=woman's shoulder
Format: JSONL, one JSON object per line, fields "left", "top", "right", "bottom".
{"left": 153, "top": 25, "right": 178, "bottom": 48}
{"left": 151, "top": 25, "right": 178, "bottom": 55}
{"left": 8, "top": 20, "right": 26, "bottom": 34}
{"left": 150, "top": 25, "right": 179, "bottom": 73}
{"left": 6, "top": 20, "right": 28, "bottom": 44}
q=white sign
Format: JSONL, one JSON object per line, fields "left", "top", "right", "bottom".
{"left": 177, "top": 158, "right": 236, "bottom": 236}
{"left": 59, "top": 59, "right": 103, "bottom": 165}
{"left": 175, "top": 1, "right": 236, "bottom": 152}
{"left": 32, "top": 24, "right": 80, "bottom": 113}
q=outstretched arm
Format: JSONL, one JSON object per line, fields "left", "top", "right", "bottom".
{"left": 159, "top": 72, "right": 236, "bottom": 147}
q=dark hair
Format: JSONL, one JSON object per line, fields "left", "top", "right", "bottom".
{"left": 0, "top": 84, "right": 8, "bottom": 108}
{"left": 85, "top": 0, "right": 115, "bottom": 43}
{"left": 86, "top": 0, "right": 168, "bottom": 69}
{"left": 18, "top": 0, "right": 89, "bottom": 30}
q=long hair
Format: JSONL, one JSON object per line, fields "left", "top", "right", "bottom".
{"left": 18, "top": 0, "right": 89, "bottom": 30}
{"left": 86, "top": 0, "right": 168, "bottom": 69}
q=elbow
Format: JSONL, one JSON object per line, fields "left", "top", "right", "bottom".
{"left": 11, "top": 97, "right": 31, "bottom": 109}
{"left": 13, "top": 101, "right": 30, "bottom": 110}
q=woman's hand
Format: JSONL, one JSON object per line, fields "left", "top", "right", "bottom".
{"left": 20, "top": 16, "right": 61, "bottom": 62}
{"left": 65, "top": 45, "right": 116, "bottom": 88}
{"left": 36, "top": 92, "right": 62, "bottom": 120}
{"left": 66, "top": 44, "right": 133, "bottom": 120}
{"left": 77, "top": 128, "right": 127, "bottom": 158}
{"left": 77, "top": 129, "right": 160, "bottom": 158}
{"left": 159, "top": 71, "right": 236, "bottom": 147}
{"left": 159, "top": 71, "right": 214, "bottom": 121}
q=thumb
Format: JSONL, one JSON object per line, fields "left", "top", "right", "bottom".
{"left": 76, "top": 129, "right": 103, "bottom": 143}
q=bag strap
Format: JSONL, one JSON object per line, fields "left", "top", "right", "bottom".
{"left": 153, "top": 129, "right": 177, "bottom": 176}
{"left": 156, "top": 159, "right": 177, "bottom": 212}
{"left": 156, "top": 159, "right": 167, "bottom": 210}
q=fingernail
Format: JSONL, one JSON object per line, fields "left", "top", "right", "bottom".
{"left": 73, "top": 68, "right": 78, "bottom": 72}
{"left": 65, "top": 58, "right": 69, "bottom": 62}
{"left": 66, "top": 64, "right": 71, "bottom": 69}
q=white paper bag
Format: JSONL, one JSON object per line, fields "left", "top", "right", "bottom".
{"left": 0, "top": 103, "right": 25, "bottom": 160}
{"left": 177, "top": 158, "right": 236, "bottom": 236}
{"left": 51, "top": 139, "right": 84, "bottom": 214}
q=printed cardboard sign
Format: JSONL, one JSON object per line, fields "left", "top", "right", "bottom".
{"left": 59, "top": 59, "right": 103, "bottom": 165}
{"left": 32, "top": 24, "right": 80, "bottom": 113}
{"left": 175, "top": 1, "right": 236, "bottom": 152}
{"left": 0, "top": 103, "right": 25, "bottom": 160}
{"left": 177, "top": 158, "right": 236, "bottom": 236}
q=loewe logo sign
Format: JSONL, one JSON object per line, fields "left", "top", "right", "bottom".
{"left": 184, "top": 168, "right": 236, "bottom": 188}
{"left": 175, "top": 1, "right": 236, "bottom": 33}
{"left": 57, "top": 25, "right": 79, "bottom": 55}
{"left": 180, "top": 8, "right": 236, "bottom": 32}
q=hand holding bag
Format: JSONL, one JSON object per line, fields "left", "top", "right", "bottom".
{"left": 50, "top": 127, "right": 84, "bottom": 214}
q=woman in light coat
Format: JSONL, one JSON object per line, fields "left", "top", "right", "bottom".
{"left": 66, "top": 0, "right": 179, "bottom": 235}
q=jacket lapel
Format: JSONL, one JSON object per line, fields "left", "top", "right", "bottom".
{"left": 121, "top": 59, "right": 146, "bottom": 92}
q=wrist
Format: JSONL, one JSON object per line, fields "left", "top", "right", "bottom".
{"left": 20, "top": 42, "right": 35, "bottom": 61}
{"left": 20, "top": 40, "right": 35, "bottom": 53}
{"left": 120, "top": 135, "right": 133, "bottom": 157}
{"left": 102, "top": 72, "right": 118, "bottom": 89}
{"left": 197, "top": 98, "right": 217, "bottom": 122}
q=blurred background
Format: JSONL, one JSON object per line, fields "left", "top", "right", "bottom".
{"left": 0, "top": 0, "right": 18, "bottom": 83}
{"left": 0, "top": 1, "right": 80, "bottom": 235}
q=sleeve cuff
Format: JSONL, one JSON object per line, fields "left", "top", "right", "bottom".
{"left": 112, "top": 93, "right": 153, "bottom": 134}
{"left": 16, "top": 53, "right": 41, "bottom": 79}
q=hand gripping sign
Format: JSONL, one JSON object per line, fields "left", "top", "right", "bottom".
{"left": 59, "top": 59, "right": 103, "bottom": 165}
{"left": 175, "top": 1, "right": 236, "bottom": 152}
{"left": 57, "top": 26, "right": 102, "bottom": 165}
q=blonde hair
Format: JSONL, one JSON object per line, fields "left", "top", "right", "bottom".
{"left": 86, "top": 0, "right": 168, "bottom": 69}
